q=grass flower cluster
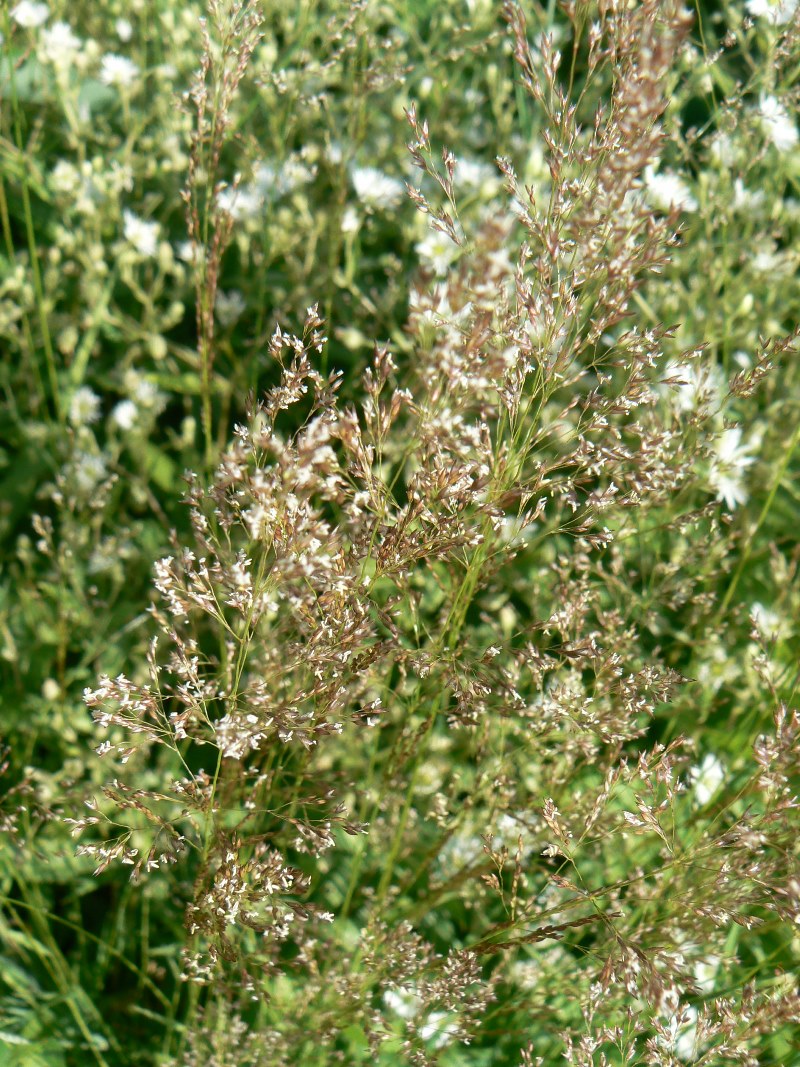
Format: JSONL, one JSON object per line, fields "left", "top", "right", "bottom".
{"left": 1, "top": 1, "right": 799, "bottom": 1065}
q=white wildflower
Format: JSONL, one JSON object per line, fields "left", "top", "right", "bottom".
{"left": 709, "top": 426, "right": 756, "bottom": 509}
{"left": 510, "top": 957, "right": 539, "bottom": 990}
{"left": 663, "top": 358, "right": 724, "bottom": 414}
{"left": 73, "top": 453, "right": 107, "bottom": 493}
{"left": 643, "top": 166, "right": 698, "bottom": 212}
{"left": 252, "top": 163, "right": 278, "bottom": 198}
{"left": 709, "top": 133, "right": 739, "bottom": 167}
{"left": 341, "top": 206, "right": 360, "bottom": 234}
{"left": 123, "top": 210, "right": 159, "bottom": 258}
{"left": 40, "top": 20, "right": 81, "bottom": 65}
{"left": 351, "top": 166, "right": 405, "bottom": 209}
{"left": 283, "top": 158, "right": 316, "bottom": 191}
{"left": 127, "top": 373, "right": 163, "bottom": 410}
{"left": 759, "top": 95, "right": 798, "bottom": 152}
{"left": 695, "top": 635, "right": 740, "bottom": 692}
{"left": 755, "top": 248, "right": 780, "bottom": 273}
{"left": 694, "top": 955, "right": 720, "bottom": 994}
{"left": 750, "top": 602, "right": 783, "bottom": 641}
{"left": 99, "top": 54, "right": 140, "bottom": 89}
{"left": 107, "top": 160, "right": 134, "bottom": 195}
{"left": 88, "top": 541, "right": 120, "bottom": 574}
{"left": 255, "top": 158, "right": 315, "bottom": 196}
{"left": 115, "top": 17, "right": 133, "bottom": 41}
{"left": 416, "top": 229, "right": 459, "bottom": 275}
{"left": 745, "top": 0, "right": 799, "bottom": 24}
{"left": 437, "top": 824, "right": 483, "bottom": 872}
{"left": 326, "top": 141, "right": 344, "bottom": 165}
{"left": 457, "top": 158, "right": 500, "bottom": 195}
{"left": 11, "top": 1, "right": 49, "bottom": 28}
{"left": 215, "top": 289, "right": 246, "bottom": 326}
{"left": 383, "top": 988, "right": 459, "bottom": 1049}
{"left": 217, "top": 183, "right": 263, "bottom": 222}
{"left": 384, "top": 987, "right": 420, "bottom": 1021}
{"left": 42, "top": 678, "right": 60, "bottom": 701}
{"left": 751, "top": 243, "right": 793, "bottom": 275}
{"left": 69, "top": 386, "right": 101, "bottom": 427}
{"left": 175, "top": 241, "right": 195, "bottom": 263}
{"left": 50, "top": 159, "right": 80, "bottom": 197}
{"left": 111, "top": 399, "right": 138, "bottom": 431}
{"left": 732, "top": 178, "right": 765, "bottom": 212}
{"left": 420, "top": 1011, "right": 460, "bottom": 1049}
{"left": 673, "top": 1005, "right": 699, "bottom": 1061}
{"left": 689, "top": 754, "right": 725, "bottom": 805}
{"left": 524, "top": 142, "right": 548, "bottom": 182}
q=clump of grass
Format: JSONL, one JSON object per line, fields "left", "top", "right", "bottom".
{"left": 2, "top": 1, "right": 800, "bottom": 1065}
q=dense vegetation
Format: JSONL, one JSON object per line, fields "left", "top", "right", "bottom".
{"left": 1, "top": 1, "right": 799, "bottom": 1064}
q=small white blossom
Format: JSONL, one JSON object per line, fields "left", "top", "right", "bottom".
{"left": 351, "top": 166, "right": 405, "bottom": 209}
{"left": 689, "top": 754, "right": 725, "bottom": 806}
{"left": 673, "top": 1005, "right": 699, "bottom": 1061}
{"left": 384, "top": 987, "right": 420, "bottom": 1021}
{"left": 383, "top": 988, "right": 459, "bottom": 1048}
{"left": 69, "top": 386, "right": 101, "bottom": 427}
{"left": 416, "top": 229, "right": 459, "bottom": 275}
{"left": 123, "top": 210, "right": 159, "bottom": 258}
{"left": 73, "top": 453, "right": 107, "bottom": 493}
{"left": 115, "top": 18, "right": 133, "bottom": 41}
{"left": 759, "top": 95, "right": 798, "bottom": 152}
{"left": 42, "top": 678, "right": 60, "bottom": 701}
{"left": 419, "top": 1011, "right": 460, "bottom": 1049}
{"left": 11, "top": 1, "right": 49, "bottom": 28}
{"left": 88, "top": 540, "right": 121, "bottom": 574}
{"left": 326, "top": 141, "right": 344, "bottom": 165}
{"left": 745, "top": 0, "right": 799, "bottom": 24}
{"left": 254, "top": 159, "right": 315, "bottom": 197}
{"left": 709, "top": 427, "right": 756, "bottom": 509}
{"left": 251, "top": 164, "right": 279, "bottom": 197}
{"left": 457, "top": 158, "right": 500, "bottom": 194}
{"left": 341, "top": 206, "right": 360, "bottom": 234}
{"left": 709, "top": 133, "right": 739, "bottom": 167}
{"left": 127, "top": 373, "right": 163, "bottom": 410}
{"left": 694, "top": 955, "right": 721, "bottom": 994}
{"left": 40, "top": 20, "right": 81, "bottom": 65}
{"left": 99, "top": 54, "right": 140, "bottom": 89}
{"left": 50, "top": 159, "right": 81, "bottom": 197}
{"left": 750, "top": 602, "right": 783, "bottom": 641}
{"left": 111, "top": 399, "right": 138, "bottom": 431}
{"left": 751, "top": 242, "right": 794, "bottom": 276}
{"left": 217, "top": 184, "right": 263, "bottom": 222}
{"left": 644, "top": 166, "right": 698, "bottom": 212}
{"left": 215, "top": 289, "right": 246, "bottom": 326}
{"left": 663, "top": 358, "right": 724, "bottom": 414}
{"left": 175, "top": 241, "right": 195, "bottom": 263}
{"left": 732, "top": 178, "right": 766, "bottom": 212}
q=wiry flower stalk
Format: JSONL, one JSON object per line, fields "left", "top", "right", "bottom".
{"left": 183, "top": 0, "right": 264, "bottom": 467}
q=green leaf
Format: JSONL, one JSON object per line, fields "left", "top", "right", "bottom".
{"left": 76, "top": 80, "right": 116, "bottom": 116}
{"left": 144, "top": 444, "right": 178, "bottom": 492}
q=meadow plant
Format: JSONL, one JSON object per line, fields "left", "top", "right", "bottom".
{"left": 1, "top": 1, "right": 800, "bottom": 1065}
